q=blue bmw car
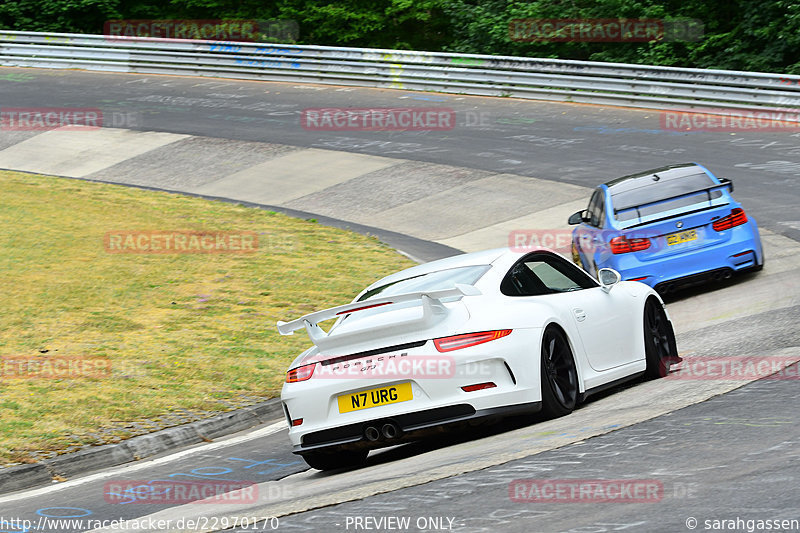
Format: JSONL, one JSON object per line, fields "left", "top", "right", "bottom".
{"left": 568, "top": 163, "right": 764, "bottom": 294}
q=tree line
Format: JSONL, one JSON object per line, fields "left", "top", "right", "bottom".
{"left": 1, "top": 0, "right": 798, "bottom": 74}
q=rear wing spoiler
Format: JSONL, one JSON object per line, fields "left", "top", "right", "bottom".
{"left": 276, "top": 284, "right": 481, "bottom": 347}
{"left": 614, "top": 179, "right": 733, "bottom": 217}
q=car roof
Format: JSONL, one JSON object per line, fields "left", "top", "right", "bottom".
{"left": 604, "top": 162, "right": 709, "bottom": 195}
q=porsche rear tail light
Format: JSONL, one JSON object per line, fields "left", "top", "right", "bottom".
{"left": 434, "top": 330, "right": 512, "bottom": 352}
{"left": 461, "top": 382, "right": 497, "bottom": 392}
{"left": 712, "top": 208, "right": 748, "bottom": 231}
{"left": 286, "top": 363, "right": 316, "bottom": 383}
{"left": 291, "top": 418, "right": 304, "bottom": 426}
{"left": 610, "top": 236, "right": 651, "bottom": 254}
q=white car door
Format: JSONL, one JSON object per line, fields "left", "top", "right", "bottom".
{"left": 522, "top": 257, "right": 639, "bottom": 372}
{"left": 558, "top": 287, "right": 638, "bottom": 371}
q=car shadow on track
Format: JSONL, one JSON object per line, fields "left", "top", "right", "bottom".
{"left": 310, "top": 377, "right": 651, "bottom": 476}
{"left": 659, "top": 270, "right": 761, "bottom": 304}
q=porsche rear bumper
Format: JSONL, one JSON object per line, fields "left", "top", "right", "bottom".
{"left": 291, "top": 401, "right": 541, "bottom": 454}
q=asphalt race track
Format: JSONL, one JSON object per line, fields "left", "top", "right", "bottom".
{"left": 0, "top": 67, "right": 799, "bottom": 533}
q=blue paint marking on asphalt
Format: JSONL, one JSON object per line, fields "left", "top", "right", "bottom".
{"left": 36, "top": 507, "right": 92, "bottom": 518}
{"left": 227, "top": 457, "right": 303, "bottom": 475}
{"left": 106, "top": 467, "right": 240, "bottom": 504}
{"left": 408, "top": 94, "right": 449, "bottom": 102}
{"left": 101, "top": 455, "right": 302, "bottom": 505}
{"left": 189, "top": 467, "right": 234, "bottom": 476}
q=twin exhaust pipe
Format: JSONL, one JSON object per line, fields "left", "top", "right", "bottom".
{"left": 364, "top": 422, "right": 401, "bottom": 442}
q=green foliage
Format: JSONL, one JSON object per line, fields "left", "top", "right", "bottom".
{"left": 0, "top": 0, "right": 123, "bottom": 33}
{"left": 0, "top": 0, "right": 798, "bottom": 73}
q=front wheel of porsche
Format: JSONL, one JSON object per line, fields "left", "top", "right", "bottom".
{"left": 540, "top": 326, "right": 578, "bottom": 418}
{"left": 301, "top": 448, "right": 368, "bottom": 471}
{"left": 643, "top": 298, "right": 679, "bottom": 379}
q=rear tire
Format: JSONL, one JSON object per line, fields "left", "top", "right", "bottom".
{"left": 643, "top": 298, "right": 679, "bottom": 379}
{"left": 540, "top": 326, "right": 578, "bottom": 418}
{"left": 301, "top": 448, "right": 368, "bottom": 471}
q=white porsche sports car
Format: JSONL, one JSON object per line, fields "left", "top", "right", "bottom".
{"left": 278, "top": 247, "right": 679, "bottom": 470}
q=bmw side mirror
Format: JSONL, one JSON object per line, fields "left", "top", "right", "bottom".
{"left": 598, "top": 268, "right": 621, "bottom": 292}
{"left": 568, "top": 211, "right": 584, "bottom": 225}
{"left": 719, "top": 177, "right": 733, "bottom": 192}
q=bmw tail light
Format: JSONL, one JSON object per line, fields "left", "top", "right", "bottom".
{"left": 286, "top": 363, "right": 316, "bottom": 383}
{"left": 712, "top": 208, "right": 748, "bottom": 231}
{"left": 434, "top": 330, "right": 512, "bottom": 352}
{"left": 610, "top": 236, "right": 651, "bottom": 254}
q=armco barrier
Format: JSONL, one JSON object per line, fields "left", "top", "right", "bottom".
{"left": 1, "top": 30, "right": 799, "bottom": 118}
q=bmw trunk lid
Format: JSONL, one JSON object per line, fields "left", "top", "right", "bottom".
{"left": 621, "top": 203, "right": 735, "bottom": 260}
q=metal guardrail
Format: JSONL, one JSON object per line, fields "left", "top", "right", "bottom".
{"left": 2, "top": 30, "right": 800, "bottom": 117}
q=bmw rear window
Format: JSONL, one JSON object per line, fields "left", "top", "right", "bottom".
{"left": 612, "top": 172, "right": 723, "bottom": 222}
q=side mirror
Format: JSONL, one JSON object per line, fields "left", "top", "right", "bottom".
{"left": 598, "top": 268, "right": 621, "bottom": 292}
{"left": 719, "top": 177, "right": 733, "bottom": 192}
{"left": 568, "top": 211, "right": 585, "bottom": 225}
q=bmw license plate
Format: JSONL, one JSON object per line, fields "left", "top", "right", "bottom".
{"left": 666, "top": 229, "right": 697, "bottom": 246}
{"left": 338, "top": 383, "right": 413, "bottom": 413}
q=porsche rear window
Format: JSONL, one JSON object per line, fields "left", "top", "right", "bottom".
{"left": 613, "top": 172, "right": 723, "bottom": 222}
{"left": 357, "top": 265, "right": 490, "bottom": 302}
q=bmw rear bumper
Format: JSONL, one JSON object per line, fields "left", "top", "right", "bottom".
{"left": 607, "top": 222, "right": 763, "bottom": 291}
